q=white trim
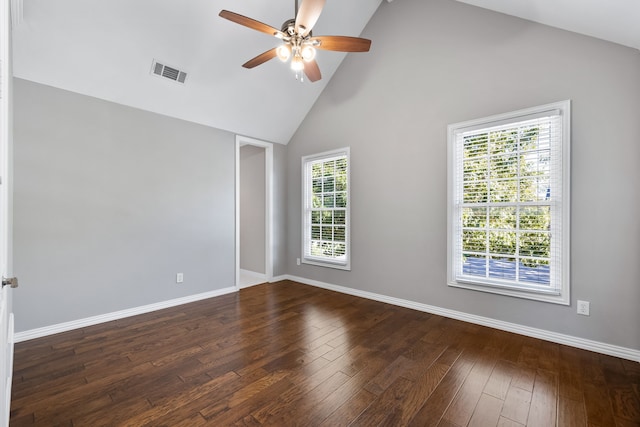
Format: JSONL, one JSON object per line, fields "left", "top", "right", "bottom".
{"left": 238, "top": 269, "right": 268, "bottom": 289}
{"left": 14, "top": 287, "right": 236, "bottom": 343}
{"left": 235, "top": 135, "right": 274, "bottom": 290}
{"left": 269, "top": 274, "right": 289, "bottom": 283}
{"left": 240, "top": 269, "right": 267, "bottom": 279}
{"left": 281, "top": 274, "right": 640, "bottom": 363}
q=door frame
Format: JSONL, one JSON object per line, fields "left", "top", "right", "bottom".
{"left": 0, "top": 0, "right": 14, "bottom": 424}
{"left": 235, "top": 135, "right": 273, "bottom": 289}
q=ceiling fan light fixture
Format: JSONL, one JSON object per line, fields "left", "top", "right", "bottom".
{"left": 219, "top": 0, "right": 372, "bottom": 83}
{"left": 291, "top": 55, "right": 305, "bottom": 71}
{"left": 276, "top": 44, "right": 292, "bottom": 61}
{"left": 301, "top": 45, "right": 316, "bottom": 61}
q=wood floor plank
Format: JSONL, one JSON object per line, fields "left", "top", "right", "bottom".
{"left": 441, "top": 351, "right": 498, "bottom": 426}
{"left": 407, "top": 351, "right": 476, "bottom": 427}
{"left": 527, "top": 369, "right": 558, "bottom": 427}
{"left": 9, "top": 280, "right": 640, "bottom": 427}
{"left": 500, "top": 384, "right": 532, "bottom": 425}
{"left": 468, "top": 393, "right": 504, "bottom": 427}
{"left": 558, "top": 396, "right": 587, "bottom": 427}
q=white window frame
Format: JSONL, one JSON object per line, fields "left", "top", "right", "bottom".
{"left": 301, "top": 147, "right": 351, "bottom": 270}
{"left": 447, "top": 101, "right": 570, "bottom": 304}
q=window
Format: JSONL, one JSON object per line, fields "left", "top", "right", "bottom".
{"left": 302, "top": 148, "right": 350, "bottom": 270}
{"left": 447, "top": 101, "right": 570, "bottom": 304}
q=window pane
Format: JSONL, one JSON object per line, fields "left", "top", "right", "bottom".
{"left": 464, "top": 158, "right": 488, "bottom": 181}
{"left": 321, "top": 211, "right": 333, "bottom": 225}
{"left": 518, "top": 127, "right": 540, "bottom": 151}
{"left": 321, "top": 226, "right": 333, "bottom": 240}
{"left": 335, "top": 192, "right": 347, "bottom": 208}
{"left": 519, "top": 232, "right": 550, "bottom": 258}
{"left": 311, "top": 211, "right": 320, "bottom": 224}
{"left": 488, "top": 256, "right": 517, "bottom": 280}
{"left": 462, "top": 207, "right": 486, "bottom": 228}
{"left": 323, "top": 160, "right": 335, "bottom": 176}
{"left": 490, "top": 154, "right": 519, "bottom": 179}
{"left": 520, "top": 177, "right": 550, "bottom": 202}
{"left": 323, "top": 177, "right": 334, "bottom": 192}
{"left": 489, "top": 180, "right": 518, "bottom": 203}
{"left": 312, "top": 179, "right": 322, "bottom": 194}
{"left": 489, "top": 207, "right": 515, "bottom": 230}
{"left": 311, "top": 242, "right": 323, "bottom": 256}
{"left": 489, "top": 231, "right": 516, "bottom": 255}
{"left": 321, "top": 242, "right": 333, "bottom": 256}
{"left": 462, "top": 255, "right": 486, "bottom": 277}
{"left": 464, "top": 134, "right": 488, "bottom": 158}
{"left": 334, "top": 227, "right": 345, "bottom": 242}
{"left": 520, "top": 260, "right": 550, "bottom": 285}
{"left": 521, "top": 150, "right": 550, "bottom": 177}
{"left": 323, "top": 195, "right": 334, "bottom": 208}
{"left": 334, "top": 210, "right": 346, "bottom": 225}
{"left": 490, "top": 130, "right": 518, "bottom": 155}
{"left": 462, "top": 230, "right": 486, "bottom": 253}
{"left": 312, "top": 195, "right": 321, "bottom": 208}
{"left": 519, "top": 206, "right": 550, "bottom": 230}
{"left": 312, "top": 163, "right": 322, "bottom": 178}
{"left": 463, "top": 181, "right": 488, "bottom": 203}
{"left": 311, "top": 226, "right": 320, "bottom": 240}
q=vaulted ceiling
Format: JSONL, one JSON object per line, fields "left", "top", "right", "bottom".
{"left": 11, "top": 0, "right": 639, "bottom": 145}
{"left": 12, "top": 0, "right": 382, "bottom": 145}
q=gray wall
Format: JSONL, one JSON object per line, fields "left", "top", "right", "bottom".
{"left": 239, "top": 145, "right": 265, "bottom": 274}
{"left": 286, "top": 0, "right": 640, "bottom": 350}
{"left": 13, "top": 78, "right": 236, "bottom": 332}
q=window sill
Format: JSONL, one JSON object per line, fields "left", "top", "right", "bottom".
{"left": 448, "top": 280, "right": 569, "bottom": 305}
{"left": 302, "top": 257, "right": 351, "bottom": 271}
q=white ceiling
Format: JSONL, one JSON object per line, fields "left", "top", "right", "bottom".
{"left": 12, "top": 0, "right": 382, "bottom": 145}
{"left": 455, "top": 0, "right": 640, "bottom": 51}
{"left": 11, "top": 0, "right": 639, "bottom": 145}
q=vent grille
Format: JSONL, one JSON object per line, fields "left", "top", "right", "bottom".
{"left": 151, "top": 60, "right": 188, "bottom": 84}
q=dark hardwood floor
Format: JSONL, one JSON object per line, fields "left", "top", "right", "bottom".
{"left": 10, "top": 280, "right": 640, "bottom": 426}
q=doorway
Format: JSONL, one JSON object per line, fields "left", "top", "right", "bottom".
{"left": 235, "top": 135, "right": 273, "bottom": 289}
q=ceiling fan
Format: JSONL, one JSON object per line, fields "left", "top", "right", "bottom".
{"left": 219, "top": 0, "right": 372, "bottom": 82}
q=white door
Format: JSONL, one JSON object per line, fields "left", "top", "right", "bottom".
{"left": 0, "top": 0, "right": 16, "bottom": 425}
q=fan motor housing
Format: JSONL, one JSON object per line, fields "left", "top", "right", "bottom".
{"left": 281, "top": 18, "right": 312, "bottom": 37}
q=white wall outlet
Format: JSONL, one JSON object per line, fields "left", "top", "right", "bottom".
{"left": 176, "top": 273, "right": 184, "bottom": 283}
{"left": 296, "top": 258, "right": 301, "bottom": 266}
{"left": 577, "top": 300, "right": 590, "bottom": 316}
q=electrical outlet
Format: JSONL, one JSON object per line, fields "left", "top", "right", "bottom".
{"left": 176, "top": 273, "right": 184, "bottom": 283}
{"left": 577, "top": 300, "right": 590, "bottom": 316}
{"left": 296, "top": 258, "right": 301, "bottom": 266}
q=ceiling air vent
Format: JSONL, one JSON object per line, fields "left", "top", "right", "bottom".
{"left": 151, "top": 60, "right": 187, "bottom": 84}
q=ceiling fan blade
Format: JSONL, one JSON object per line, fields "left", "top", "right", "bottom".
{"left": 219, "top": 10, "right": 284, "bottom": 38}
{"left": 303, "top": 59, "right": 322, "bottom": 82}
{"left": 295, "top": 0, "right": 326, "bottom": 36}
{"left": 242, "top": 48, "right": 278, "bottom": 69}
{"left": 310, "top": 36, "right": 372, "bottom": 52}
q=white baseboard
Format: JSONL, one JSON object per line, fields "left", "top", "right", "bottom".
{"left": 14, "top": 287, "right": 237, "bottom": 343}
{"left": 282, "top": 274, "right": 640, "bottom": 363}
{"left": 240, "top": 269, "right": 267, "bottom": 279}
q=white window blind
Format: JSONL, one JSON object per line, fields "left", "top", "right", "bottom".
{"left": 302, "top": 148, "right": 350, "bottom": 270}
{"left": 448, "top": 101, "right": 570, "bottom": 304}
